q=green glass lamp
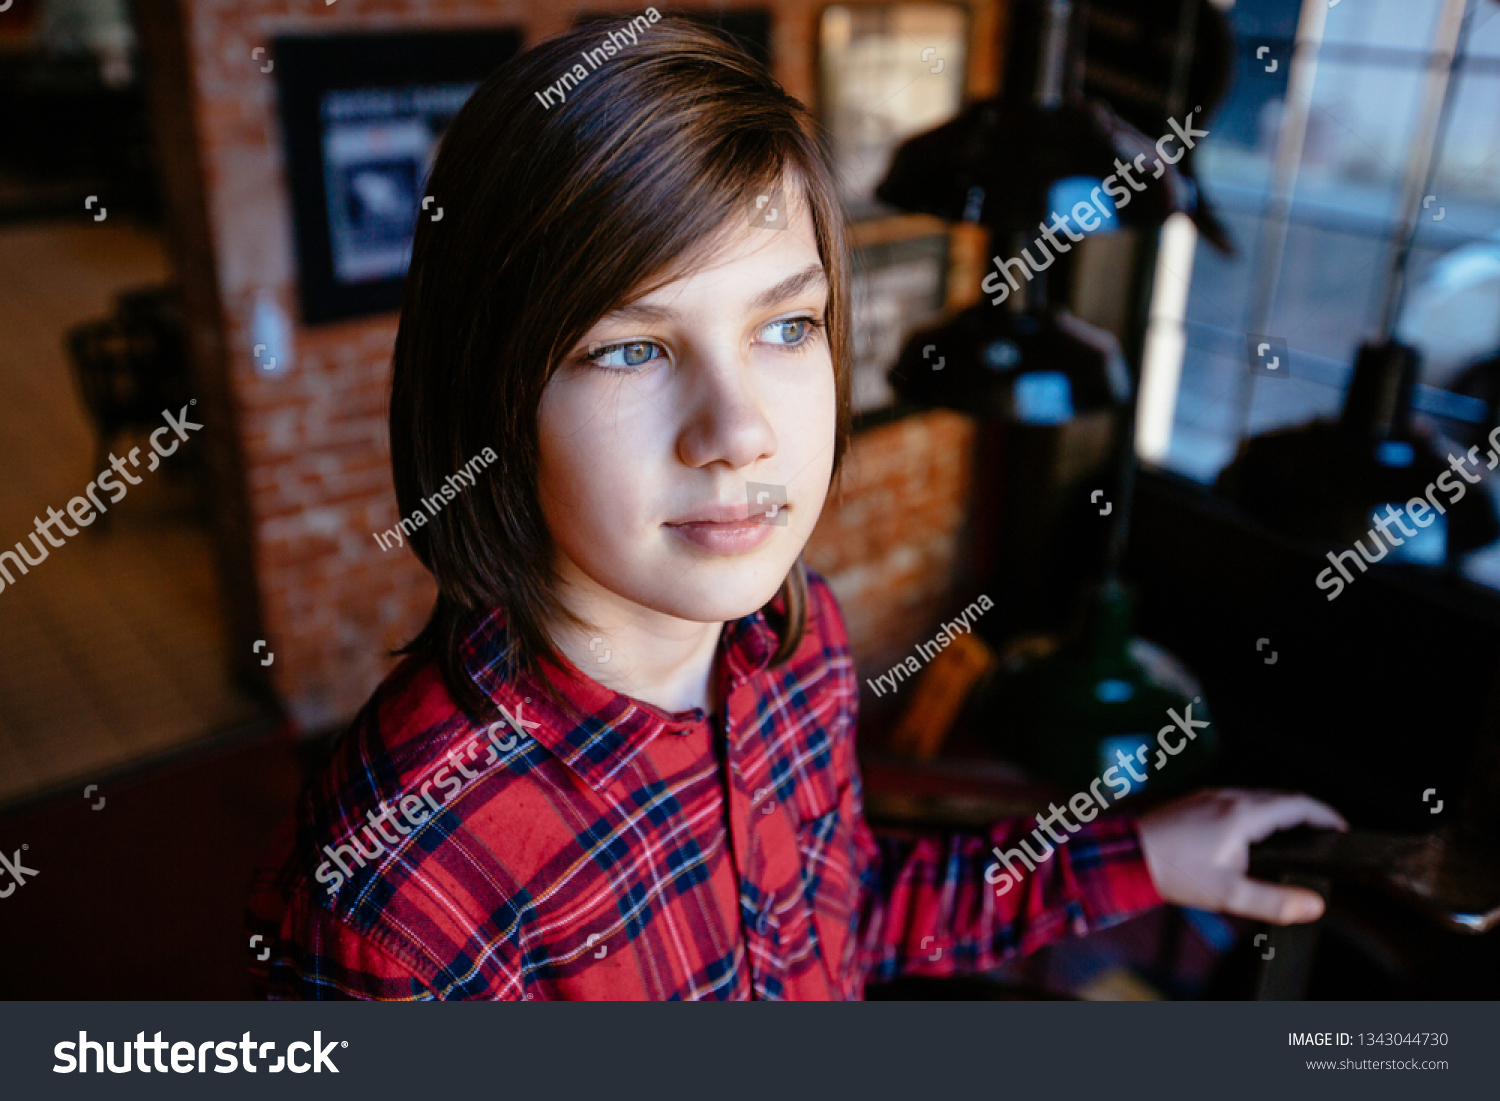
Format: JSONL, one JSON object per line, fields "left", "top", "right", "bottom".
{"left": 975, "top": 579, "right": 1217, "bottom": 800}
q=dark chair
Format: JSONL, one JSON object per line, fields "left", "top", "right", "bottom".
{"left": 66, "top": 284, "right": 197, "bottom": 528}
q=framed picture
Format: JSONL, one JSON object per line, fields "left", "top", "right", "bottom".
{"left": 273, "top": 29, "right": 523, "bottom": 325}
{"left": 850, "top": 232, "right": 951, "bottom": 412}
{"left": 818, "top": 3, "right": 970, "bottom": 219}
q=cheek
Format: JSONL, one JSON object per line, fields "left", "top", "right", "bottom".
{"left": 536, "top": 378, "right": 658, "bottom": 545}
{"left": 538, "top": 392, "right": 607, "bottom": 525}
{"left": 775, "top": 353, "right": 837, "bottom": 489}
{"left": 811, "top": 354, "right": 838, "bottom": 439}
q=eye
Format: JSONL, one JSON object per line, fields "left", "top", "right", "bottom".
{"left": 584, "top": 340, "right": 665, "bottom": 370}
{"left": 759, "top": 316, "right": 823, "bottom": 348}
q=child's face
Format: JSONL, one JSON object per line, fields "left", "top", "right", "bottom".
{"left": 537, "top": 185, "right": 837, "bottom": 630}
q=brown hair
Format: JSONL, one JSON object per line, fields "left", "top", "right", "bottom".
{"left": 389, "top": 16, "right": 853, "bottom": 723}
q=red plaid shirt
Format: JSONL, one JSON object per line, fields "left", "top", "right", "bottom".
{"left": 247, "top": 569, "right": 1162, "bottom": 999}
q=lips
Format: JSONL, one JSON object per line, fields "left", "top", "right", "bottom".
{"left": 665, "top": 503, "right": 764, "bottom": 524}
{"left": 664, "top": 503, "right": 786, "bottom": 554}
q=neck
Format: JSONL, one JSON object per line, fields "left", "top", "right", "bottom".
{"left": 545, "top": 566, "right": 725, "bottom": 714}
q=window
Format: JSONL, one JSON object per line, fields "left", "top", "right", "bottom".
{"left": 1162, "top": 0, "right": 1500, "bottom": 502}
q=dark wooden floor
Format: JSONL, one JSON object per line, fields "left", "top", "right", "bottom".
{"left": 0, "top": 723, "right": 314, "bottom": 999}
{"left": 0, "top": 223, "right": 270, "bottom": 808}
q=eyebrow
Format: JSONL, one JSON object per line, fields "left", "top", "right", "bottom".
{"left": 605, "top": 262, "right": 828, "bottom": 325}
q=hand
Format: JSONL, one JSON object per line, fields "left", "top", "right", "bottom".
{"left": 1136, "top": 788, "right": 1348, "bottom": 924}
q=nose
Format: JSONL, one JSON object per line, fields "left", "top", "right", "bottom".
{"left": 676, "top": 347, "right": 778, "bottom": 472}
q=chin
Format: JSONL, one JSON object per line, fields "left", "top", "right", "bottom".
{"left": 648, "top": 554, "right": 799, "bottom": 623}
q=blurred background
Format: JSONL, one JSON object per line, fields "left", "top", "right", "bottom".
{"left": 2, "top": 0, "right": 1499, "bottom": 999}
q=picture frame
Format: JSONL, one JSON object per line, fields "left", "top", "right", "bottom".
{"left": 272, "top": 29, "right": 524, "bottom": 326}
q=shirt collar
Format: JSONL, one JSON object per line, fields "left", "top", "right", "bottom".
{"left": 458, "top": 600, "right": 781, "bottom": 793}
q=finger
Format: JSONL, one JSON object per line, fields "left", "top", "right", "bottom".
{"left": 1237, "top": 794, "right": 1349, "bottom": 841}
{"left": 1226, "top": 877, "right": 1326, "bottom": 924}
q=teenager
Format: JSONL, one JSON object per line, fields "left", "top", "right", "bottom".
{"left": 248, "top": 17, "right": 1344, "bottom": 1000}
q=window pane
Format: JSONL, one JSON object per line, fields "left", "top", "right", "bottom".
{"left": 1460, "top": 0, "right": 1500, "bottom": 58}
{"left": 1396, "top": 71, "right": 1500, "bottom": 387}
{"left": 1322, "top": 0, "right": 1444, "bottom": 51}
{"left": 1285, "top": 57, "right": 1428, "bottom": 218}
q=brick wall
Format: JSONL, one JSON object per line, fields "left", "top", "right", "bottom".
{"left": 138, "top": 0, "right": 1001, "bottom": 732}
{"left": 805, "top": 409, "right": 977, "bottom": 715}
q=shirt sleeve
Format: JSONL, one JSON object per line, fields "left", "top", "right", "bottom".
{"left": 246, "top": 813, "right": 442, "bottom": 1000}
{"left": 851, "top": 798, "right": 1164, "bottom": 985}
{"left": 248, "top": 812, "right": 535, "bottom": 1001}
{"left": 256, "top": 892, "right": 444, "bottom": 1001}
{"left": 803, "top": 571, "right": 1164, "bottom": 985}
